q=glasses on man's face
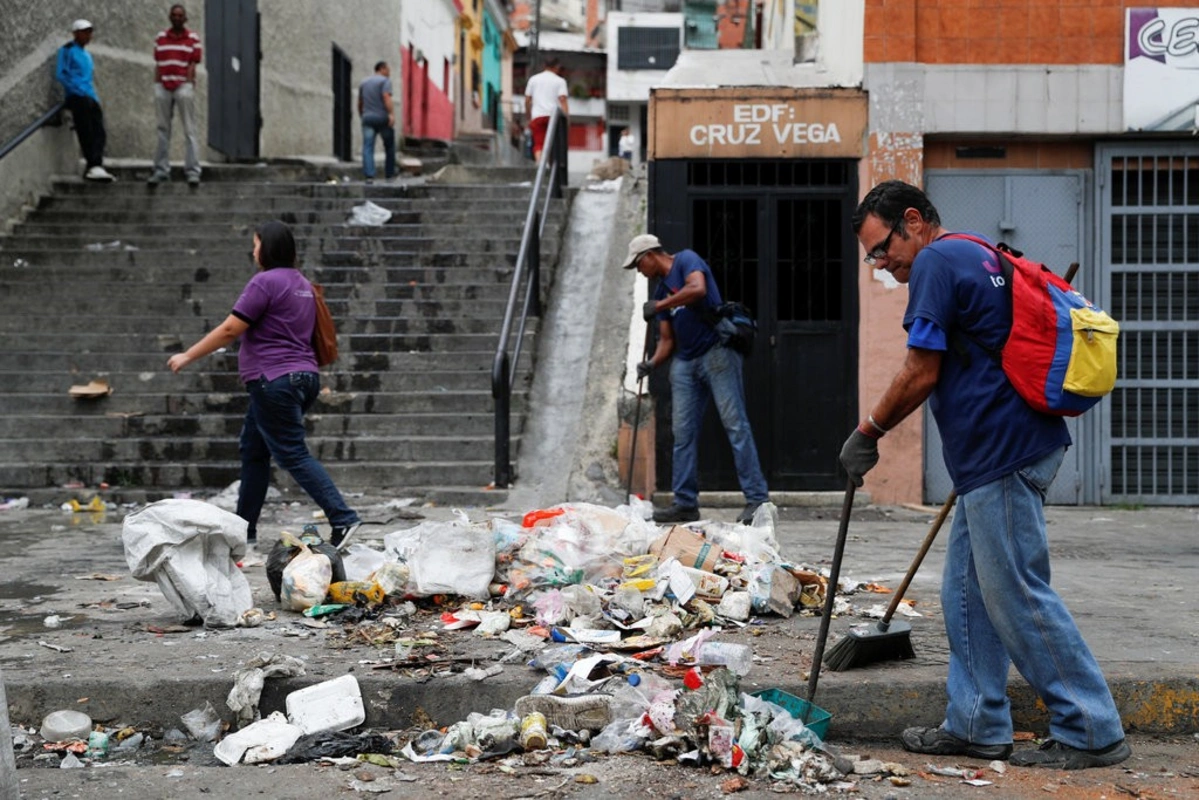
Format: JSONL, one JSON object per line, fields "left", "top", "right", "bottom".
{"left": 863, "top": 222, "right": 902, "bottom": 267}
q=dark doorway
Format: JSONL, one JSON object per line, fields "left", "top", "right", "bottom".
{"left": 649, "top": 159, "right": 859, "bottom": 493}
{"left": 205, "top": 0, "right": 260, "bottom": 160}
{"left": 332, "top": 45, "right": 352, "bottom": 162}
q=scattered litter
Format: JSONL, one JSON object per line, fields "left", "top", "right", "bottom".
{"left": 0, "top": 497, "right": 29, "bottom": 510}
{"left": 213, "top": 711, "right": 303, "bottom": 766}
{"left": 42, "top": 615, "right": 62, "bottom": 629}
{"left": 83, "top": 240, "right": 123, "bottom": 251}
{"left": 61, "top": 496, "right": 107, "bottom": 513}
{"left": 347, "top": 200, "right": 392, "bottom": 226}
{"left": 37, "top": 641, "right": 72, "bottom": 653}
{"left": 68, "top": 379, "right": 113, "bottom": 399}
{"left": 227, "top": 653, "right": 307, "bottom": 728}
{"left": 180, "top": 701, "right": 222, "bottom": 742}
{"left": 285, "top": 674, "right": 364, "bottom": 735}
{"left": 73, "top": 572, "right": 122, "bottom": 581}
{"left": 40, "top": 710, "right": 92, "bottom": 742}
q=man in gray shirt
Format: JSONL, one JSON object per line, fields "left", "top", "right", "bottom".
{"left": 358, "top": 61, "right": 395, "bottom": 182}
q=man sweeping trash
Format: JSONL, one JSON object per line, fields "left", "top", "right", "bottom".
{"left": 840, "top": 180, "right": 1129, "bottom": 770}
{"left": 624, "top": 233, "right": 769, "bottom": 525}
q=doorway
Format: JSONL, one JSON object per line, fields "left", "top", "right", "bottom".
{"left": 204, "top": 0, "right": 260, "bottom": 160}
{"left": 649, "top": 159, "right": 860, "bottom": 493}
{"left": 332, "top": 45, "right": 352, "bottom": 162}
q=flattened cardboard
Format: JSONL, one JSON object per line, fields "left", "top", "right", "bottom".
{"left": 68, "top": 379, "right": 113, "bottom": 399}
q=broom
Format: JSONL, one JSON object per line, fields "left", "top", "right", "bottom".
{"left": 823, "top": 491, "right": 956, "bottom": 671}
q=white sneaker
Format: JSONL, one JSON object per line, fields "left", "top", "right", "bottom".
{"left": 85, "top": 166, "right": 116, "bottom": 182}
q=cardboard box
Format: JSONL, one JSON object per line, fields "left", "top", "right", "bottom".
{"left": 649, "top": 526, "right": 719, "bottom": 573}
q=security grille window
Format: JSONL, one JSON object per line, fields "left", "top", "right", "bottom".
{"left": 687, "top": 160, "right": 848, "bottom": 188}
{"left": 609, "top": 105, "right": 630, "bottom": 122}
{"left": 617, "top": 27, "right": 680, "bottom": 70}
{"left": 1108, "top": 153, "right": 1199, "bottom": 500}
{"left": 691, "top": 198, "right": 758, "bottom": 310}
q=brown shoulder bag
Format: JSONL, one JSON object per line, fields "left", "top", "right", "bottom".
{"left": 311, "top": 282, "right": 339, "bottom": 367}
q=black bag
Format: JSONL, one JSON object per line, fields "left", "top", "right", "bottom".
{"left": 705, "top": 301, "right": 758, "bottom": 355}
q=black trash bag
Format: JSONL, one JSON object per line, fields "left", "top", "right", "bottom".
{"left": 266, "top": 539, "right": 346, "bottom": 602}
{"left": 277, "top": 730, "right": 396, "bottom": 764}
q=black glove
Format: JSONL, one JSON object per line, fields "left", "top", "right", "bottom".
{"left": 643, "top": 300, "right": 658, "bottom": 322}
{"left": 636, "top": 360, "right": 653, "bottom": 381}
{"left": 839, "top": 428, "right": 879, "bottom": 488}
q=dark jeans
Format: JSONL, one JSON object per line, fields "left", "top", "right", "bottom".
{"left": 65, "top": 95, "right": 106, "bottom": 169}
{"left": 237, "top": 372, "right": 359, "bottom": 539}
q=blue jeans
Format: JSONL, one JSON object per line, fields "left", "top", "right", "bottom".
{"left": 237, "top": 372, "right": 359, "bottom": 538}
{"left": 941, "top": 446, "right": 1124, "bottom": 750}
{"left": 668, "top": 344, "right": 769, "bottom": 509}
{"left": 361, "top": 115, "right": 395, "bottom": 179}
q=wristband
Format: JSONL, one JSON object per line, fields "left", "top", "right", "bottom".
{"left": 867, "top": 414, "right": 890, "bottom": 435}
{"left": 856, "top": 420, "right": 882, "bottom": 440}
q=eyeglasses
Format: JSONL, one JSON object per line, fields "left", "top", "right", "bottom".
{"left": 863, "top": 222, "right": 902, "bottom": 266}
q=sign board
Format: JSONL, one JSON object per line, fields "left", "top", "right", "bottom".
{"left": 1125, "top": 7, "right": 1199, "bottom": 131}
{"left": 649, "top": 87, "right": 867, "bottom": 160}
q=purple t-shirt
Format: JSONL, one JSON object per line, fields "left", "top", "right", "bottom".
{"left": 230, "top": 268, "right": 319, "bottom": 384}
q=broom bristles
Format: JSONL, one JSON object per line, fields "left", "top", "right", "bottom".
{"left": 823, "top": 621, "right": 915, "bottom": 672}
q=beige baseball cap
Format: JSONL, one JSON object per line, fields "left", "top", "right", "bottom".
{"left": 621, "top": 233, "right": 662, "bottom": 269}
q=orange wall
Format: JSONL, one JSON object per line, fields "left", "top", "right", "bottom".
{"left": 865, "top": 0, "right": 1199, "bottom": 65}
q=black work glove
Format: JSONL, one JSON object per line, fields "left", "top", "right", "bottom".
{"left": 642, "top": 300, "right": 658, "bottom": 322}
{"left": 839, "top": 428, "right": 880, "bottom": 488}
{"left": 636, "top": 360, "right": 653, "bottom": 381}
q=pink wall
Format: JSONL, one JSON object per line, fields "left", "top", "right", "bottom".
{"left": 856, "top": 136, "right": 925, "bottom": 505}
{"left": 401, "top": 45, "right": 454, "bottom": 142}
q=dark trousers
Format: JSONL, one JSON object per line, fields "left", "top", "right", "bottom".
{"left": 65, "top": 95, "right": 106, "bottom": 170}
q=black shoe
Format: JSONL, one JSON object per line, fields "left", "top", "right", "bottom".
{"left": 1009, "top": 738, "right": 1130, "bottom": 770}
{"left": 901, "top": 726, "right": 1013, "bottom": 760}
{"left": 329, "top": 522, "right": 361, "bottom": 551}
{"left": 652, "top": 504, "right": 700, "bottom": 524}
{"left": 735, "top": 501, "right": 764, "bottom": 525}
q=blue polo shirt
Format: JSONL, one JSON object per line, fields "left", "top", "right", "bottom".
{"left": 653, "top": 249, "right": 722, "bottom": 361}
{"left": 904, "top": 234, "right": 1070, "bottom": 494}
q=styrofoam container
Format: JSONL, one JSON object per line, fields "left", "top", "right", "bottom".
{"left": 285, "top": 674, "right": 365, "bottom": 735}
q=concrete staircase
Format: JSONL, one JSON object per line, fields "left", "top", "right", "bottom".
{"left": 0, "top": 163, "right": 565, "bottom": 505}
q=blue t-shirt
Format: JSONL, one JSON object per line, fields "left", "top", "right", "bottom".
{"left": 231, "top": 268, "right": 319, "bottom": 384}
{"left": 904, "top": 234, "right": 1070, "bottom": 494}
{"left": 653, "top": 249, "right": 722, "bottom": 361}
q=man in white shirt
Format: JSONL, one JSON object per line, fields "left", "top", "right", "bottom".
{"left": 523, "top": 57, "right": 568, "bottom": 162}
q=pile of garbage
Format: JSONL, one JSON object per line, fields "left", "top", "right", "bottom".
{"left": 113, "top": 497, "right": 920, "bottom": 788}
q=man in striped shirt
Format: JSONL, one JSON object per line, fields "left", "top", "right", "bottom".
{"left": 148, "top": 4, "right": 202, "bottom": 186}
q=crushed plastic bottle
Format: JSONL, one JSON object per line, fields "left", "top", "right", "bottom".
{"left": 519, "top": 712, "right": 548, "bottom": 751}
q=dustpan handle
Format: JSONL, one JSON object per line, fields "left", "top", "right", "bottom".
{"left": 806, "top": 478, "right": 855, "bottom": 717}
{"left": 879, "top": 491, "right": 956, "bottom": 629}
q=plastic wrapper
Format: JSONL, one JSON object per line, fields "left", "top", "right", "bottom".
{"left": 339, "top": 543, "right": 386, "bottom": 582}
{"left": 347, "top": 200, "right": 392, "bottom": 226}
{"left": 383, "top": 513, "right": 496, "bottom": 599}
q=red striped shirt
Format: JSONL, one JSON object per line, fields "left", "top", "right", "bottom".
{"left": 154, "top": 27, "right": 202, "bottom": 91}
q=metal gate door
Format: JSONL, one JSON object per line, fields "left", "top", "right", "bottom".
{"left": 924, "top": 171, "right": 1091, "bottom": 504}
{"left": 332, "top": 46, "right": 352, "bottom": 162}
{"left": 649, "top": 160, "right": 858, "bottom": 493}
{"left": 205, "top": 0, "right": 260, "bottom": 160}
{"left": 1099, "top": 144, "right": 1199, "bottom": 504}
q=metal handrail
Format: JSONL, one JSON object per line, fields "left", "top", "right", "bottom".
{"left": 0, "top": 102, "right": 66, "bottom": 162}
{"left": 491, "top": 106, "right": 567, "bottom": 487}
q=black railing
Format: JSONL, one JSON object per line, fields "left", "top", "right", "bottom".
{"left": 491, "top": 107, "right": 568, "bottom": 488}
{"left": 0, "top": 102, "right": 65, "bottom": 162}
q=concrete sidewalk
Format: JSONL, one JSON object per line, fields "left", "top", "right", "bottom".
{"left": 0, "top": 497, "right": 1195, "bottom": 741}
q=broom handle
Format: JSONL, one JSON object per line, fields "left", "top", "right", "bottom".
{"left": 806, "top": 478, "right": 856, "bottom": 717}
{"left": 878, "top": 491, "right": 956, "bottom": 630}
{"left": 1064, "top": 262, "right": 1079, "bottom": 285}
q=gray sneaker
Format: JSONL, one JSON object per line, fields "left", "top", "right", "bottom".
{"left": 514, "top": 694, "right": 612, "bottom": 732}
{"left": 1009, "top": 738, "right": 1131, "bottom": 770}
{"left": 146, "top": 172, "right": 168, "bottom": 185}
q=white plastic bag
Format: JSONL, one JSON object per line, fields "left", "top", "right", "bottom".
{"left": 382, "top": 514, "right": 495, "bottom": 599}
{"left": 121, "top": 499, "right": 253, "bottom": 628}
{"left": 281, "top": 543, "right": 333, "bottom": 611}
{"left": 348, "top": 200, "right": 392, "bottom": 226}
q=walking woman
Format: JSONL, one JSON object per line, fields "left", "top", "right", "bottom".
{"left": 168, "top": 220, "right": 361, "bottom": 549}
